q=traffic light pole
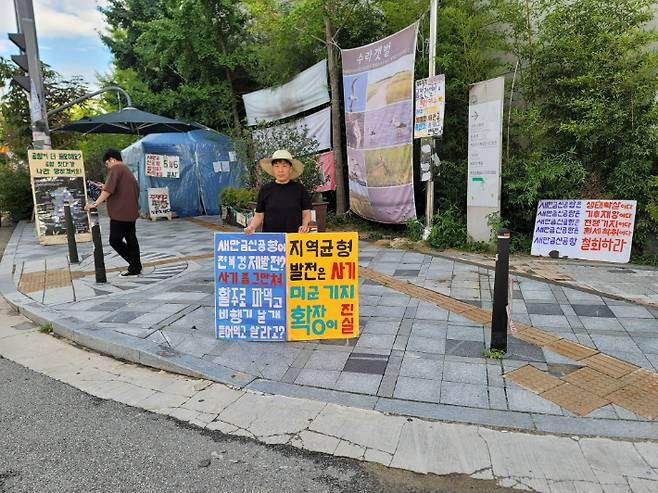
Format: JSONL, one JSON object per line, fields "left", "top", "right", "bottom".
{"left": 10, "top": 0, "right": 51, "bottom": 150}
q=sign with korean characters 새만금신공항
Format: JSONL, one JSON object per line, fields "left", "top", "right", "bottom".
{"left": 531, "top": 199, "right": 636, "bottom": 263}
{"left": 213, "top": 232, "right": 359, "bottom": 341}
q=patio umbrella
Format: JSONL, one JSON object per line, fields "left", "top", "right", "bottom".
{"left": 54, "top": 107, "right": 204, "bottom": 135}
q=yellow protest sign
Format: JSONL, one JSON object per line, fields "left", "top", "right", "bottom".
{"left": 286, "top": 232, "right": 359, "bottom": 341}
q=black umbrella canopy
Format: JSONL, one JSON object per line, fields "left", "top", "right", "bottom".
{"left": 55, "top": 107, "right": 203, "bottom": 135}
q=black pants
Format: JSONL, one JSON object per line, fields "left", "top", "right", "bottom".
{"left": 109, "top": 219, "right": 142, "bottom": 274}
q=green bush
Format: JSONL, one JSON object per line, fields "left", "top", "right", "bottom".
{"left": 0, "top": 162, "right": 33, "bottom": 222}
{"left": 405, "top": 218, "right": 424, "bottom": 242}
{"left": 219, "top": 187, "right": 256, "bottom": 210}
{"left": 427, "top": 206, "right": 467, "bottom": 249}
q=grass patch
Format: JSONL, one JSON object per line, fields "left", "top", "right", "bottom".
{"left": 482, "top": 348, "right": 506, "bottom": 360}
{"left": 38, "top": 322, "right": 53, "bottom": 334}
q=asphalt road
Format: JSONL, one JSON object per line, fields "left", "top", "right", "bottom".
{"left": 0, "top": 355, "right": 522, "bottom": 493}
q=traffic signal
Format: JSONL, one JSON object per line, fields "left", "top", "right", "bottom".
{"left": 8, "top": 31, "right": 31, "bottom": 92}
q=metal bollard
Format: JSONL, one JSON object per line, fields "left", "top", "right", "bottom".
{"left": 90, "top": 209, "right": 107, "bottom": 283}
{"left": 63, "top": 200, "right": 79, "bottom": 264}
{"left": 490, "top": 228, "right": 510, "bottom": 352}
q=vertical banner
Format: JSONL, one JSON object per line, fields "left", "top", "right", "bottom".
{"left": 467, "top": 76, "right": 505, "bottom": 242}
{"left": 531, "top": 199, "right": 636, "bottom": 263}
{"left": 342, "top": 23, "right": 419, "bottom": 224}
{"left": 414, "top": 74, "right": 445, "bottom": 138}
{"left": 28, "top": 150, "right": 91, "bottom": 245}
{"left": 287, "top": 233, "right": 359, "bottom": 341}
{"left": 214, "top": 233, "right": 287, "bottom": 341}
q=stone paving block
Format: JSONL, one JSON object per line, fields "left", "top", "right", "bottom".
{"left": 333, "top": 372, "right": 382, "bottom": 394}
{"left": 530, "top": 314, "right": 572, "bottom": 329}
{"left": 544, "top": 339, "right": 599, "bottom": 361}
{"left": 399, "top": 356, "right": 443, "bottom": 379}
{"left": 409, "top": 321, "right": 447, "bottom": 339}
{"left": 414, "top": 302, "right": 449, "bottom": 321}
{"left": 488, "top": 387, "right": 508, "bottom": 410}
{"left": 540, "top": 382, "right": 610, "bottom": 416}
{"left": 406, "top": 335, "right": 446, "bottom": 354}
{"left": 305, "top": 350, "right": 350, "bottom": 371}
{"left": 610, "top": 305, "right": 655, "bottom": 319}
{"left": 294, "top": 368, "right": 340, "bottom": 387}
{"left": 440, "top": 381, "right": 489, "bottom": 408}
{"left": 632, "top": 336, "right": 658, "bottom": 355}
{"left": 504, "top": 364, "right": 563, "bottom": 393}
{"left": 526, "top": 303, "right": 565, "bottom": 315}
{"left": 446, "top": 325, "right": 484, "bottom": 342}
{"left": 363, "top": 319, "right": 400, "bottom": 335}
{"left": 572, "top": 304, "right": 615, "bottom": 318}
{"left": 618, "top": 317, "right": 658, "bottom": 333}
{"left": 444, "top": 339, "right": 484, "bottom": 358}
{"left": 506, "top": 385, "right": 564, "bottom": 414}
{"left": 393, "top": 376, "right": 441, "bottom": 403}
{"left": 354, "top": 333, "right": 396, "bottom": 350}
{"left": 580, "top": 316, "right": 624, "bottom": 332}
{"left": 442, "top": 360, "right": 486, "bottom": 385}
{"left": 581, "top": 353, "right": 639, "bottom": 378}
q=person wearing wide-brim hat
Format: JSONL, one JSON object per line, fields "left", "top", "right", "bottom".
{"left": 244, "top": 150, "right": 312, "bottom": 234}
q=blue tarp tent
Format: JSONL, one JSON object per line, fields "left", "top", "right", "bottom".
{"left": 121, "top": 129, "right": 244, "bottom": 217}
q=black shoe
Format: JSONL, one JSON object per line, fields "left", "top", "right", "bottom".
{"left": 120, "top": 271, "right": 141, "bottom": 277}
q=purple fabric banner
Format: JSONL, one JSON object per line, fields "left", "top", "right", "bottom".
{"left": 341, "top": 23, "right": 419, "bottom": 224}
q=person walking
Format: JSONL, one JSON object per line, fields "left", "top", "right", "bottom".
{"left": 244, "top": 150, "right": 312, "bottom": 234}
{"left": 85, "top": 149, "right": 142, "bottom": 276}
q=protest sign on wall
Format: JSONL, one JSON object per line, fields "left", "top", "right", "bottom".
{"left": 214, "top": 232, "right": 359, "bottom": 341}
{"left": 342, "top": 23, "right": 419, "bottom": 224}
{"left": 28, "top": 149, "right": 91, "bottom": 245}
{"left": 414, "top": 74, "right": 445, "bottom": 138}
{"left": 531, "top": 199, "right": 636, "bottom": 263}
{"left": 145, "top": 153, "right": 180, "bottom": 178}
{"left": 147, "top": 187, "right": 172, "bottom": 219}
{"left": 286, "top": 232, "right": 359, "bottom": 341}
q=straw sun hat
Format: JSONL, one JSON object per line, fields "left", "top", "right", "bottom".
{"left": 259, "top": 150, "right": 304, "bottom": 180}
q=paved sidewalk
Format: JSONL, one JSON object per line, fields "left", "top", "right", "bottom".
{"left": 1, "top": 216, "right": 658, "bottom": 442}
{"left": 2, "top": 296, "right": 658, "bottom": 492}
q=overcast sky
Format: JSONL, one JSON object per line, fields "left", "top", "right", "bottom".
{"left": 0, "top": 0, "right": 113, "bottom": 88}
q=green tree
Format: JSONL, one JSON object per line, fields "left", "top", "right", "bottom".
{"left": 499, "top": 0, "right": 658, "bottom": 249}
{"left": 100, "top": 0, "right": 255, "bottom": 130}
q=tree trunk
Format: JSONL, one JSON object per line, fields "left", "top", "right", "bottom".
{"left": 218, "top": 37, "right": 242, "bottom": 129}
{"left": 325, "top": 16, "right": 347, "bottom": 215}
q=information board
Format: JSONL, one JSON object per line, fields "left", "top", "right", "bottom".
{"left": 147, "top": 187, "right": 172, "bottom": 219}
{"left": 28, "top": 149, "right": 91, "bottom": 245}
{"left": 414, "top": 74, "right": 445, "bottom": 138}
{"left": 145, "top": 154, "right": 180, "bottom": 178}
{"left": 531, "top": 199, "right": 636, "bottom": 263}
{"left": 214, "top": 232, "right": 359, "bottom": 341}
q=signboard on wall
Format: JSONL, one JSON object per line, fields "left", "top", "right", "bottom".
{"left": 145, "top": 153, "right": 180, "bottom": 178}
{"left": 531, "top": 199, "right": 636, "bottom": 263}
{"left": 213, "top": 232, "right": 359, "bottom": 341}
{"left": 147, "top": 187, "right": 172, "bottom": 219}
{"left": 28, "top": 150, "right": 91, "bottom": 245}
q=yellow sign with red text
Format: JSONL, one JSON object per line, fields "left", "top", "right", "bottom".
{"left": 286, "top": 232, "right": 359, "bottom": 341}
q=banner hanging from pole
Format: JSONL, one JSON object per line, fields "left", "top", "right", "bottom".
{"left": 341, "top": 23, "right": 419, "bottom": 224}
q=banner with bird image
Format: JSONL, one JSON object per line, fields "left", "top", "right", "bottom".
{"left": 341, "top": 23, "right": 419, "bottom": 224}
